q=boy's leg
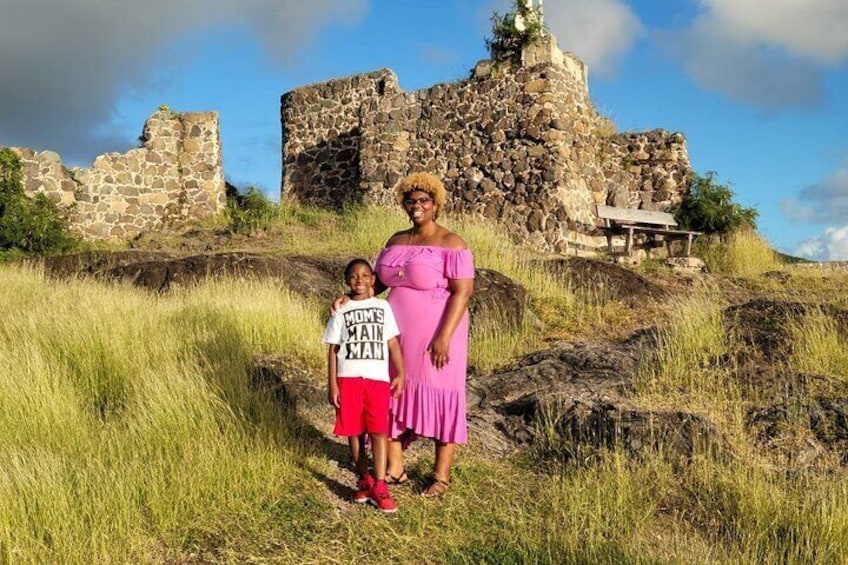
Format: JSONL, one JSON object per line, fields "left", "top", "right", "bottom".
{"left": 370, "top": 433, "right": 387, "bottom": 481}
{"left": 368, "top": 433, "right": 398, "bottom": 513}
{"left": 348, "top": 434, "right": 369, "bottom": 477}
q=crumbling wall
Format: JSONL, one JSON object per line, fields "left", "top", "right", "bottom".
{"left": 280, "top": 69, "right": 401, "bottom": 207}
{"left": 12, "top": 108, "right": 225, "bottom": 240}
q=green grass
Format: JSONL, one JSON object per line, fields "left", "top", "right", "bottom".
{"left": 699, "top": 229, "right": 782, "bottom": 277}
{"left": 788, "top": 308, "right": 848, "bottom": 378}
{"left": 5, "top": 206, "right": 848, "bottom": 562}
{"left": 0, "top": 265, "right": 324, "bottom": 562}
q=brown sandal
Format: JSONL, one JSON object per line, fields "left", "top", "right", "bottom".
{"left": 420, "top": 476, "right": 449, "bottom": 498}
{"left": 385, "top": 470, "right": 408, "bottom": 486}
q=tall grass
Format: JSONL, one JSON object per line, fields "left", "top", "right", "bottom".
{"left": 0, "top": 265, "right": 326, "bottom": 562}
{"left": 700, "top": 229, "right": 782, "bottom": 277}
{"left": 788, "top": 308, "right": 848, "bottom": 378}
{"left": 635, "top": 287, "right": 728, "bottom": 400}
{"left": 4, "top": 262, "right": 848, "bottom": 562}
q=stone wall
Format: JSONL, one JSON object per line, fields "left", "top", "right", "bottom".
{"left": 11, "top": 108, "right": 225, "bottom": 240}
{"left": 281, "top": 70, "right": 401, "bottom": 207}
{"left": 601, "top": 130, "right": 691, "bottom": 212}
{"left": 281, "top": 34, "right": 693, "bottom": 253}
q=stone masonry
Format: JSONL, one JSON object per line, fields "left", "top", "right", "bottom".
{"left": 281, "top": 34, "right": 692, "bottom": 253}
{"left": 10, "top": 108, "right": 226, "bottom": 240}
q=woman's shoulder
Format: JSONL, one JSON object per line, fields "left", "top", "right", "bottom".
{"left": 437, "top": 228, "right": 468, "bottom": 251}
{"left": 385, "top": 229, "right": 412, "bottom": 247}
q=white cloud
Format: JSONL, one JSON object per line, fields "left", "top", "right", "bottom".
{"left": 0, "top": 0, "right": 367, "bottom": 163}
{"left": 794, "top": 226, "right": 848, "bottom": 261}
{"left": 702, "top": 0, "right": 848, "bottom": 63}
{"left": 657, "top": 18, "right": 825, "bottom": 109}
{"left": 782, "top": 161, "right": 848, "bottom": 224}
{"left": 543, "top": 0, "right": 644, "bottom": 77}
{"left": 660, "top": 0, "right": 848, "bottom": 109}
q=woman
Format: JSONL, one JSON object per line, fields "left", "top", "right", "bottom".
{"left": 337, "top": 172, "right": 474, "bottom": 498}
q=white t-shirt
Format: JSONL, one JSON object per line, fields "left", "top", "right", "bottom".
{"left": 322, "top": 297, "right": 400, "bottom": 383}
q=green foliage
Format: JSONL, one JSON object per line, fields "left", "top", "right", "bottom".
{"left": 486, "top": 0, "right": 545, "bottom": 66}
{"left": 225, "top": 185, "right": 280, "bottom": 234}
{"left": 0, "top": 147, "right": 74, "bottom": 254}
{"left": 675, "top": 171, "right": 758, "bottom": 235}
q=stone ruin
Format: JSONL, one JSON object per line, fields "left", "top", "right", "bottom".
{"left": 7, "top": 108, "right": 226, "bottom": 240}
{"left": 281, "top": 34, "right": 692, "bottom": 253}
{"left": 4, "top": 32, "right": 690, "bottom": 253}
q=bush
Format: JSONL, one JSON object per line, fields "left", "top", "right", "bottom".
{"left": 225, "top": 185, "right": 279, "bottom": 234}
{"left": 675, "top": 171, "right": 758, "bottom": 235}
{"left": 0, "top": 147, "right": 74, "bottom": 254}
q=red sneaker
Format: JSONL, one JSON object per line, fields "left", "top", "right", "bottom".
{"left": 370, "top": 480, "right": 398, "bottom": 513}
{"left": 353, "top": 474, "right": 374, "bottom": 504}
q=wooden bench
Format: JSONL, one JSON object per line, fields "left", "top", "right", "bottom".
{"left": 595, "top": 205, "right": 700, "bottom": 257}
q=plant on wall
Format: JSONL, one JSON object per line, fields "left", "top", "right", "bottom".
{"left": 486, "top": 0, "right": 545, "bottom": 66}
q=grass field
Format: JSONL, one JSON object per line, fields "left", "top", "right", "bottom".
{"left": 2, "top": 208, "right": 848, "bottom": 563}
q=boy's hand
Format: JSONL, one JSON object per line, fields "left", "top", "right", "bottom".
{"left": 390, "top": 373, "right": 404, "bottom": 399}
{"left": 328, "top": 380, "right": 340, "bottom": 408}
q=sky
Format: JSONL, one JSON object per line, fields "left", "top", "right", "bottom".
{"left": 1, "top": 0, "right": 847, "bottom": 260}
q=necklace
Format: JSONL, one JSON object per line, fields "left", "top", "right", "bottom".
{"left": 398, "top": 230, "right": 416, "bottom": 279}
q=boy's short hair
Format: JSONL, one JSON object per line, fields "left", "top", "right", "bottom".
{"left": 344, "top": 258, "right": 373, "bottom": 278}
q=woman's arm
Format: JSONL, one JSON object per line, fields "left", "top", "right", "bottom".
{"left": 428, "top": 277, "right": 474, "bottom": 370}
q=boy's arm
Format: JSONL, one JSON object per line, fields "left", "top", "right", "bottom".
{"left": 387, "top": 336, "right": 404, "bottom": 398}
{"left": 327, "top": 345, "right": 340, "bottom": 408}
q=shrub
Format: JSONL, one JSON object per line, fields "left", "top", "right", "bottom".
{"left": 0, "top": 147, "right": 74, "bottom": 254}
{"left": 225, "top": 185, "right": 279, "bottom": 234}
{"left": 675, "top": 171, "right": 758, "bottom": 235}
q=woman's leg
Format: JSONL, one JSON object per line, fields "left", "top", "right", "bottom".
{"left": 421, "top": 441, "right": 454, "bottom": 497}
{"left": 386, "top": 439, "right": 405, "bottom": 478}
{"left": 433, "top": 441, "right": 455, "bottom": 481}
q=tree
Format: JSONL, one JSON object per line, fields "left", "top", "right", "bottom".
{"left": 674, "top": 171, "right": 758, "bottom": 235}
{"left": 0, "top": 147, "right": 74, "bottom": 254}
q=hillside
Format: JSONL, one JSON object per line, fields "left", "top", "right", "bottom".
{"left": 4, "top": 205, "right": 848, "bottom": 563}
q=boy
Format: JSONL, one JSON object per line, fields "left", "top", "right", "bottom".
{"left": 323, "top": 258, "right": 404, "bottom": 513}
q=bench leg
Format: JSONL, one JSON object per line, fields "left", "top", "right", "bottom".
{"left": 625, "top": 228, "right": 633, "bottom": 256}
{"left": 685, "top": 234, "right": 693, "bottom": 257}
{"left": 606, "top": 234, "right": 614, "bottom": 255}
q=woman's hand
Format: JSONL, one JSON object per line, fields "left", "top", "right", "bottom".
{"left": 330, "top": 294, "right": 349, "bottom": 314}
{"left": 428, "top": 336, "right": 451, "bottom": 370}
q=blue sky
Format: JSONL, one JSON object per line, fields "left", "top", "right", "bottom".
{"left": 1, "top": 0, "right": 847, "bottom": 259}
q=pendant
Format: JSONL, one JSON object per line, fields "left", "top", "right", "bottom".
{"left": 398, "top": 268, "right": 404, "bottom": 279}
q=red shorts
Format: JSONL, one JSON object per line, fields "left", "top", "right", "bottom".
{"left": 334, "top": 377, "right": 390, "bottom": 436}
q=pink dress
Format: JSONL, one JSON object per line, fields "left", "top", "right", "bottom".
{"left": 375, "top": 245, "right": 475, "bottom": 444}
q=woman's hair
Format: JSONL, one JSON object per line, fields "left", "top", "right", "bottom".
{"left": 344, "top": 258, "right": 373, "bottom": 278}
{"left": 394, "top": 172, "right": 447, "bottom": 211}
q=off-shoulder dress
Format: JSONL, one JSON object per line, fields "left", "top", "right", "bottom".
{"left": 374, "top": 245, "right": 475, "bottom": 444}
